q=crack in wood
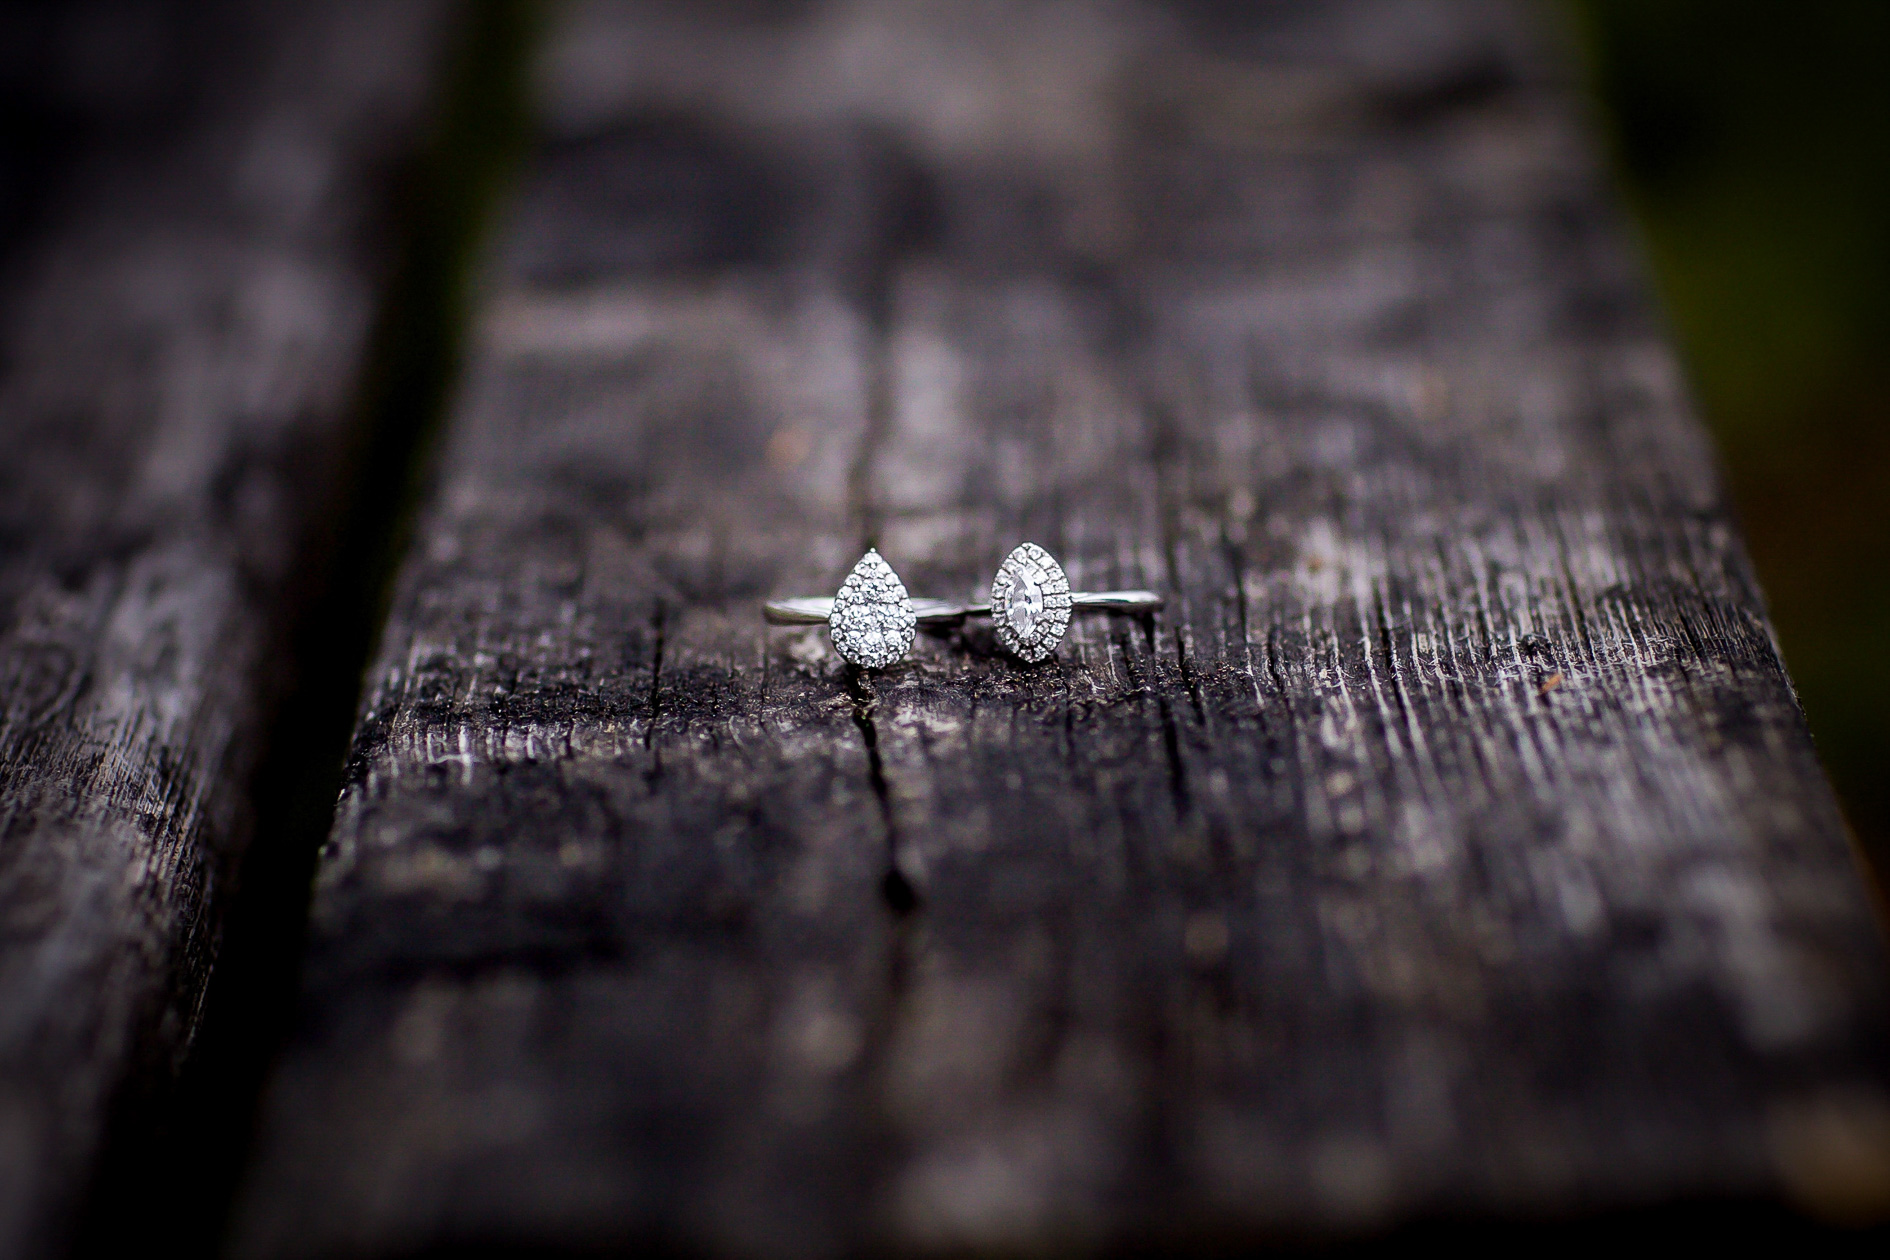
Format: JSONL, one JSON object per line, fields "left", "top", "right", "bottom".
{"left": 643, "top": 599, "right": 666, "bottom": 787}
{"left": 846, "top": 666, "right": 920, "bottom": 917}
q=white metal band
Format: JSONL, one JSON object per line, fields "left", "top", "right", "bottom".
{"left": 963, "top": 589, "right": 1163, "bottom": 617}
{"left": 764, "top": 596, "right": 965, "bottom": 626}
{"left": 765, "top": 590, "right": 1161, "bottom": 625}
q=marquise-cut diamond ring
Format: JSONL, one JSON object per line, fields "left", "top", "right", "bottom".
{"left": 975, "top": 543, "right": 1162, "bottom": 663}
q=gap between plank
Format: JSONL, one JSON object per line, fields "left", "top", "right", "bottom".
{"left": 70, "top": 5, "right": 540, "bottom": 1257}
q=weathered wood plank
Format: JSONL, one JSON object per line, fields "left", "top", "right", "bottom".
{"left": 233, "top": 0, "right": 1890, "bottom": 1254}
{"left": 0, "top": 4, "right": 448, "bottom": 1256}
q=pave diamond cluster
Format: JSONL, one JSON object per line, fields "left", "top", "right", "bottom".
{"left": 990, "top": 542, "right": 1073, "bottom": 664}
{"left": 828, "top": 549, "right": 917, "bottom": 668}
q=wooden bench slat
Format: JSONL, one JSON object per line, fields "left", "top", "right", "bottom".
{"left": 0, "top": 4, "right": 448, "bottom": 1256}
{"left": 232, "top": 1, "right": 1890, "bottom": 1253}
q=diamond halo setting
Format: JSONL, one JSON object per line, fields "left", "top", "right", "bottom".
{"left": 828, "top": 549, "right": 918, "bottom": 668}
{"left": 991, "top": 543, "right": 1073, "bottom": 663}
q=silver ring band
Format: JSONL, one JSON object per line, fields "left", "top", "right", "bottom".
{"left": 763, "top": 589, "right": 1162, "bottom": 626}
{"left": 963, "top": 589, "right": 1163, "bottom": 617}
{"left": 764, "top": 596, "right": 967, "bottom": 626}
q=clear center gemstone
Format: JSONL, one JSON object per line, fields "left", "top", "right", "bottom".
{"left": 1006, "top": 567, "right": 1044, "bottom": 636}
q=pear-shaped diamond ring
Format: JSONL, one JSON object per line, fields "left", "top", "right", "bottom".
{"left": 764, "top": 549, "right": 950, "bottom": 668}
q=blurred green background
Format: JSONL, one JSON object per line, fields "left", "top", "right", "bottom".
{"left": 1569, "top": 1, "right": 1890, "bottom": 880}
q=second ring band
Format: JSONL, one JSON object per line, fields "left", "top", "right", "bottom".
{"left": 761, "top": 590, "right": 1161, "bottom": 625}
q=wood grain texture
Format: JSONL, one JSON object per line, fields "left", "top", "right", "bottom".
{"left": 233, "top": 1, "right": 1890, "bottom": 1254}
{"left": 0, "top": 4, "right": 446, "bottom": 1256}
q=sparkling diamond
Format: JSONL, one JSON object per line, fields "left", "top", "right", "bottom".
{"left": 828, "top": 549, "right": 916, "bottom": 668}
{"left": 991, "top": 543, "right": 1072, "bottom": 664}
{"left": 1006, "top": 567, "right": 1045, "bottom": 636}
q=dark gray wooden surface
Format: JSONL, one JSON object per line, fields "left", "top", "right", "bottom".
{"left": 231, "top": 0, "right": 1890, "bottom": 1255}
{"left": 0, "top": 3, "right": 447, "bottom": 1256}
